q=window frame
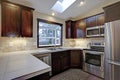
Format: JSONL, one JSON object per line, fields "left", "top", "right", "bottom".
{"left": 37, "top": 19, "right": 63, "bottom": 48}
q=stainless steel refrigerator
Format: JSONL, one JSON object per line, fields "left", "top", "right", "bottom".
{"left": 105, "top": 20, "right": 120, "bottom": 80}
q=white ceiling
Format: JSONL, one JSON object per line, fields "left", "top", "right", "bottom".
{"left": 8, "top": 0, "right": 107, "bottom": 20}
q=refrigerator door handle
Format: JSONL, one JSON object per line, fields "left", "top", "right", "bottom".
{"left": 109, "top": 61, "right": 120, "bottom": 66}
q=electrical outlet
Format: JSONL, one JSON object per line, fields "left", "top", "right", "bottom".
{"left": 23, "top": 42, "right": 27, "bottom": 46}
{"left": 9, "top": 42, "right": 13, "bottom": 46}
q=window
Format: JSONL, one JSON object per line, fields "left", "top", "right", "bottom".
{"left": 51, "top": 0, "right": 76, "bottom": 13}
{"left": 37, "top": 19, "right": 62, "bottom": 47}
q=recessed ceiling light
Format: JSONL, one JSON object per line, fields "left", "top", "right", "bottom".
{"left": 80, "top": 0, "right": 85, "bottom": 6}
{"left": 51, "top": 0, "right": 76, "bottom": 13}
{"left": 52, "top": 13, "right": 55, "bottom": 16}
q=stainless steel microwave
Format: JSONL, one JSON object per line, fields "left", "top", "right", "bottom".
{"left": 86, "top": 26, "right": 104, "bottom": 37}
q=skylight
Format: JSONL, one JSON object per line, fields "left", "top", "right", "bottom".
{"left": 51, "top": 0, "right": 76, "bottom": 13}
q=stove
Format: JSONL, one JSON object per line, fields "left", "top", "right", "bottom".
{"left": 83, "top": 42, "right": 104, "bottom": 78}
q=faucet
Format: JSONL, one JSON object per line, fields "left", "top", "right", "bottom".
{"left": 53, "top": 43, "right": 56, "bottom": 50}
{"left": 87, "top": 43, "right": 91, "bottom": 49}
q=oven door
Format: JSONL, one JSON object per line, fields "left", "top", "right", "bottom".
{"left": 83, "top": 51, "right": 103, "bottom": 66}
{"left": 85, "top": 53, "right": 101, "bottom": 66}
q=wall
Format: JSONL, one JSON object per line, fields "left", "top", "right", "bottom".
{"left": 0, "top": 3, "right": 65, "bottom": 52}
{"left": 74, "top": 0, "right": 120, "bottom": 20}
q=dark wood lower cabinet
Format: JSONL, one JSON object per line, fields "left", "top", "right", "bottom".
{"left": 51, "top": 50, "right": 70, "bottom": 75}
{"left": 27, "top": 72, "right": 49, "bottom": 80}
{"left": 61, "top": 52, "right": 70, "bottom": 71}
{"left": 52, "top": 52, "right": 61, "bottom": 75}
{"left": 51, "top": 50, "right": 83, "bottom": 76}
{"left": 70, "top": 50, "right": 83, "bottom": 69}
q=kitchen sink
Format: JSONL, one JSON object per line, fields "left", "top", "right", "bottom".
{"left": 47, "top": 47, "right": 64, "bottom": 51}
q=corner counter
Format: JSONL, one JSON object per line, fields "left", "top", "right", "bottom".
{"left": 0, "top": 50, "right": 51, "bottom": 80}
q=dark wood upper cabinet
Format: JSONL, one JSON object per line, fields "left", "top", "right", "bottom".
{"left": 96, "top": 13, "right": 105, "bottom": 26}
{"left": 66, "top": 20, "right": 86, "bottom": 38}
{"left": 65, "top": 13, "right": 105, "bottom": 38}
{"left": 86, "top": 16, "right": 96, "bottom": 27}
{"left": 2, "top": 2, "right": 21, "bottom": 37}
{"left": 86, "top": 13, "right": 105, "bottom": 27}
{"left": 74, "top": 19, "right": 86, "bottom": 38}
{"left": 103, "top": 1, "right": 120, "bottom": 22}
{"left": 1, "top": 1, "right": 34, "bottom": 37}
{"left": 65, "top": 20, "right": 74, "bottom": 38}
{"left": 22, "top": 8, "right": 33, "bottom": 37}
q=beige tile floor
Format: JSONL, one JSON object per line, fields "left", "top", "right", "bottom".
{"left": 50, "top": 69, "right": 103, "bottom": 80}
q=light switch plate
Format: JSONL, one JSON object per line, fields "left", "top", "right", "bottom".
{"left": 9, "top": 42, "right": 13, "bottom": 46}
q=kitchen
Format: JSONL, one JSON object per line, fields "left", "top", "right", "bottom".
{"left": 0, "top": 0, "right": 120, "bottom": 80}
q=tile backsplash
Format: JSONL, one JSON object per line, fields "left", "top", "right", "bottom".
{"left": 0, "top": 37, "right": 37, "bottom": 52}
{"left": 63, "top": 38, "right": 104, "bottom": 48}
{"left": 0, "top": 37, "right": 104, "bottom": 52}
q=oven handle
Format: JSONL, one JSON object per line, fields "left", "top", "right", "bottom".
{"left": 83, "top": 50, "right": 104, "bottom": 55}
{"left": 109, "top": 61, "right": 120, "bottom": 66}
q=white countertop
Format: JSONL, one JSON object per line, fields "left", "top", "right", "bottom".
{"left": 0, "top": 50, "right": 51, "bottom": 80}
{"left": 0, "top": 47, "right": 85, "bottom": 80}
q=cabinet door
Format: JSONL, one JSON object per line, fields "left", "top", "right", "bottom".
{"left": 61, "top": 51, "right": 70, "bottom": 71}
{"left": 51, "top": 51, "right": 70, "bottom": 75}
{"left": 65, "top": 21, "right": 72, "bottom": 38}
{"left": 96, "top": 13, "right": 105, "bottom": 26}
{"left": 22, "top": 8, "right": 33, "bottom": 37}
{"left": 74, "top": 19, "right": 86, "bottom": 38}
{"left": 52, "top": 52, "right": 61, "bottom": 75}
{"left": 65, "top": 20, "right": 74, "bottom": 38}
{"left": 2, "top": 2, "right": 21, "bottom": 37}
{"left": 86, "top": 16, "right": 96, "bottom": 27}
{"left": 70, "top": 50, "right": 83, "bottom": 69}
{"left": 103, "top": 1, "right": 120, "bottom": 22}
